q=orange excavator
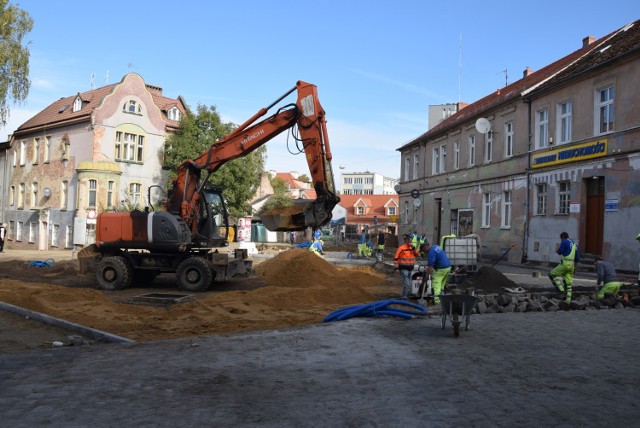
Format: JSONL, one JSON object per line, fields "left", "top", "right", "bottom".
{"left": 79, "top": 81, "right": 340, "bottom": 291}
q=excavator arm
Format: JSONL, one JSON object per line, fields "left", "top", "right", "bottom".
{"left": 167, "top": 81, "right": 340, "bottom": 234}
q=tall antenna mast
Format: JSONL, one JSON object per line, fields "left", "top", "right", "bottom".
{"left": 503, "top": 69, "right": 508, "bottom": 86}
{"left": 105, "top": 70, "right": 110, "bottom": 84}
{"left": 458, "top": 33, "right": 462, "bottom": 104}
{"left": 90, "top": 72, "right": 95, "bottom": 90}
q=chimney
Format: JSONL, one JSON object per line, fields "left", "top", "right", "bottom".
{"left": 523, "top": 67, "right": 533, "bottom": 78}
{"left": 582, "top": 36, "right": 595, "bottom": 48}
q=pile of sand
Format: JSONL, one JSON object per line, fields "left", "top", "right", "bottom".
{"left": 0, "top": 249, "right": 388, "bottom": 342}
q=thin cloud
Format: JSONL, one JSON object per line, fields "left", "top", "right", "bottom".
{"left": 349, "top": 68, "right": 439, "bottom": 98}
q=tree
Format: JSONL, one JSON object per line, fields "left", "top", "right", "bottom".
{"left": 297, "top": 173, "right": 310, "bottom": 183}
{"left": 257, "top": 176, "right": 292, "bottom": 215}
{"left": 163, "top": 104, "right": 266, "bottom": 220}
{"left": 0, "top": 0, "right": 33, "bottom": 126}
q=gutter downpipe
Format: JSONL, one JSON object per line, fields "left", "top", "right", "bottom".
{"left": 522, "top": 97, "right": 532, "bottom": 263}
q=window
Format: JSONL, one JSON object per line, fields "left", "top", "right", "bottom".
{"left": 356, "top": 206, "right": 364, "bottom": 215}
{"left": 12, "top": 150, "right": 16, "bottom": 167}
{"left": 354, "top": 178, "right": 363, "bottom": 184}
{"left": 536, "top": 184, "right": 547, "bottom": 215}
{"left": 468, "top": 135, "right": 476, "bottom": 166}
{"left": 387, "top": 206, "right": 396, "bottom": 216}
{"left": 504, "top": 122, "right": 513, "bottom": 157}
{"left": 9, "top": 186, "right": 15, "bottom": 206}
{"left": 485, "top": 133, "right": 492, "bottom": 163}
{"left": 107, "top": 181, "right": 115, "bottom": 209}
{"left": 168, "top": 107, "right": 181, "bottom": 121}
{"left": 536, "top": 109, "right": 549, "bottom": 149}
{"left": 73, "top": 96, "right": 82, "bottom": 112}
{"left": 32, "top": 138, "right": 39, "bottom": 164}
{"left": 454, "top": 141, "right": 460, "bottom": 170}
{"left": 51, "top": 224, "right": 60, "bottom": 247}
{"left": 501, "top": 191, "right": 511, "bottom": 228}
{"left": 29, "top": 223, "right": 36, "bottom": 243}
{"left": 128, "top": 182, "right": 142, "bottom": 208}
{"left": 123, "top": 100, "right": 142, "bottom": 114}
{"left": 16, "top": 221, "right": 23, "bottom": 241}
{"left": 65, "top": 225, "right": 73, "bottom": 248}
{"left": 18, "top": 183, "right": 25, "bottom": 209}
{"left": 404, "top": 201, "right": 409, "bottom": 224}
{"left": 31, "top": 182, "right": 38, "bottom": 208}
{"left": 432, "top": 147, "right": 440, "bottom": 174}
{"left": 61, "top": 138, "right": 70, "bottom": 160}
{"left": 343, "top": 177, "right": 352, "bottom": 184}
{"left": 440, "top": 144, "right": 447, "bottom": 172}
{"left": 596, "top": 86, "right": 614, "bottom": 134}
{"left": 413, "top": 154, "right": 419, "bottom": 180}
{"left": 364, "top": 177, "right": 373, "bottom": 184}
{"left": 44, "top": 136, "right": 51, "bottom": 162}
{"left": 404, "top": 157, "right": 410, "bottom": 181}
{"left": 8, "top": 221, "right": 14, "bottom": 240}
{"left": 61, "top": 181, "right": 68, "bottom": 209}
{"left": 20, "top": 141, "right": 26, "bottom": 165}
{"left": 88, "top": 179, "right": 97, "bottom": 208}
{"left": 482, "top": 192, "right": 490, "bottom": 228}
{"left": 558, "top": 101, "right": 572, "bottom": 144}
{"left": 115, "top": 131, "right": 145, "bottom": 162}
{"left": 558, "top": 181, "right": 570, "bottom": 215}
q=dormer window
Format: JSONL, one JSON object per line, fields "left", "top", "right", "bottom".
{"left": 72, "top": 96, "right": 82, "bottom": 112}
{"left": 167, "top": 107, "right": 181, "bottom": 121}
{"left": 123, "top": 100, "right": 143, "bottom": 114}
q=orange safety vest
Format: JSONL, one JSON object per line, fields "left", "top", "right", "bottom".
{"left": 394, "top": 244, "right": 417, "bottom": 269}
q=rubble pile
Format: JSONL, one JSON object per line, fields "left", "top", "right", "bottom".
{"left": 474, "top": 292, "right": 640, "bottom": 314}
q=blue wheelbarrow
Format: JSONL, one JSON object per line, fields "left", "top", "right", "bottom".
{"left": 440, "top": 290, "right": 478, "bottom": 337}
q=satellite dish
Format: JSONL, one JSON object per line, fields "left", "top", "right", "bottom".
{"left": 475, "top": 118, "right": 491, "bottom": 134}
{"left": 413, "top": 199, "right": 422, "bottom": 208}
{"left": 393, "top": 184, "right": 401, "bottom": 193}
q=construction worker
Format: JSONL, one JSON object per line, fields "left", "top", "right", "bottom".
{"left": 636, "top": 232, "right": 640, "bottom": 286}
{"left": 420, "top": 241, "right": 452, "bottom": 305}
{"left": 548, "top": 231, "right": 580, "bottom": 303}
{"left": 376, "top": 231, "right": 386, "bottom": 261}
{"left": 313, "top": 228, "right": 322, "bottom": 242}
{"left": 309, "top": 239, "right": 324, "bottom": 256}
{"left": 594, "top": 256, "right": 621, "bottom": 299}
{"left": 394, "top": 234, "right": 420, "bottom": 299}
{"left": 411, "top": 230, "right": 420, "bottom": 251}
{"left": 358, "top": 229, "right": 367, "bottom": 258}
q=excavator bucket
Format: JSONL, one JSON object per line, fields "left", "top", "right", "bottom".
{"left": 261, "top": 201, "right": 331, "bottom": 232}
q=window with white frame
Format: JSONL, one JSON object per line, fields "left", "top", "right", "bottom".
{"left": 61, "top": 181, "right": 68, "bottom": 209}
{"left": 18, "top": 183, "right": 25, "bottom": 209}
{"left": 88, "top": 179, "right": 97, "bottom": 208}
{"left": 536, "top": 183, "right": 547, "bottom": 215}
{"left": 535, "top": 109, "right": 549, "bottom": 149}
{"left": 356, "top": 206, "right": 364, "bottom": 215}
{"left": 387, "top": 206, "right": 396, "bottom": 216}
{"left": 65, "top": 225, "right": 73, "bottom": 248}
{"left": 61, "top": 138, "right": 70, "bottom": 160}
{"left": 404, "top": 157, "right": 410, "bottom": 181}
{"left": 12, "top": 150, "right": 16, "bottom": 167}
{"left": 8, "top": 221, "right": 14, "bottom": 240}
{"left": 413, "top": 154, "right": 419, "bottom": 180}
{"left": 31, "top": 182, "right": 38, "bottom": 208}
{"left": 468, "top": 135, "right": 476, "bottom": 166}
{"left": 432, "top": 147, "right": 440, "bottom": 174}
{"left": 123, "top": 100, "right": 142, "bottom": 114}
{"left": 354, "top": 177, "right": 363, "bottom": 184}
{"left": 73, "top": 96, "right": 82, "bottom": 112}
{"left": 20, "top": 141, "right": 26, "bottom": 165}
{"left": 29, "top": 222, "right": 36, "bottom": 243}
{"left": 9, "top": 186, "right": 15, "bottom": 206}
{"left": 501, "top": 191, "right": 511, "bottom": 228}
{"left": 482, "top": 192, "right": 490, "bottom": 228}
{"left": 454, "top": 141, "right": 460, "bottom": 169}
{"left": 44, "top": 136, "right": 51, "bottom": 162}
{"left": 115, "top": 131, "right": 145, "bottom": 162}
{"left": 505, "top": 122, "right": 513, "bottom": 157}
{"left": 364, "top": 177, "right": 373, "bottom": 184}
{"left": 32, "top": 138, "right": 39, "bottom": 164}
{"left": 168, "top": 107, "right": 181, "bottom": 121}
{"left": 107, "top": 181, "right": 115, "bottom": 209}
{"left": 51, "top": 224, "right": 60, "bottom": 247}
{"left": 129, "top": 182, "right": 142, "bottom": 207}
{"left": 16, "top": 221, "right": 23, "bottom": 241}
{"left": 344, "top": 177, "right": 352, "bottom": 184}
{"left": 558, "top": 181, "right": 570, "bottom": 214}
{"left": 596, "top": 86, "right": 614, "bottom": 134}
{"left": 485, "top": 132, "right": 492, "bottom": 162}
{"left": 440, "top": 144, "right": 447, "bottom": 172}
{"left": 558, "top": 101, "right": 572, "bottom": 144}
{"left": 404, "top": 201, "right": 409, "bottom": 224}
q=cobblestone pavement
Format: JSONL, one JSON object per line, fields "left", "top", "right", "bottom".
{"left": 1, "top": 308, "right": 639, "bottom": 427}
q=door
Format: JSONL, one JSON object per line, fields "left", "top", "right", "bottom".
{"left": 584, "top": 177, "right": 604, "bottom": 254}
{"left": 434, "top": 198, "right": 442, "bottom": 246}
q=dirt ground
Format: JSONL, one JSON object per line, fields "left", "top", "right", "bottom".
{"left": 0, "top": 246, "right": 516, "bottom": 351}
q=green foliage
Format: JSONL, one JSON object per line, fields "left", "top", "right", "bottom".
{"left": 297, "top": 173, "right": 310, "bottom": 183}
{"left": 270, "top": 177, "right": 288, "bottom": 194}
{"left": 256, "top": 176, "right": 292, "bottom": 215}
{"left": 0, "top": 0, "right": 33, "bottom": 126}
{"left": 163, "top": 103, "right": 266, "bottom": 220}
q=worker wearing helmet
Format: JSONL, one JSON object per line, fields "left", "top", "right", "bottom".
{"left": 548, "top": 232, "right": 580, "bottom": 303}
{"left": 420, "top": 240, "right": 452, "bottom": 305}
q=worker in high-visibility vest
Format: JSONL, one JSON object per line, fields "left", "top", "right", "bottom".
{"left": 594, "top": 256, "right": 621, "bottom": 299}
{"left": 420, "top": 241, "right": 452, "bottom": 305}
{"left": 548, "top": 232, "right": 580, "bottom": 303}
{"left": 394, "top": 235, "right": 420, "bottom": 299}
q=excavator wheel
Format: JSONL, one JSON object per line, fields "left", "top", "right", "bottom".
{"left": 96, "top": 256, "right": 133, "bottom": 291}
{"left": 176, "top": 257, "right": 213, "bottom": 292}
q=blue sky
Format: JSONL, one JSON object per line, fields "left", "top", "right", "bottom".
{"left": 1, "top": 0, "right": 637, "bottom": 181}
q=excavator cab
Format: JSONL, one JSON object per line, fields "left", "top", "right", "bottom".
{"left": 194, "top": 187, "right": 229, "bottom": 248}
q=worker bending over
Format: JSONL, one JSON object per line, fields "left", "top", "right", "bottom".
{"left": 594, "top": 256, "right": 621, "bottom": 299}
{"left": 420, "top": 241, "right": 452, "bottom": 305}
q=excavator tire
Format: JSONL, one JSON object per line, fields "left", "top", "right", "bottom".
{"left": 96, "top": 256, "right": 133, "bottom": 291}
{"left": 176, "top": 257, "right": 213, "bottom": 292}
